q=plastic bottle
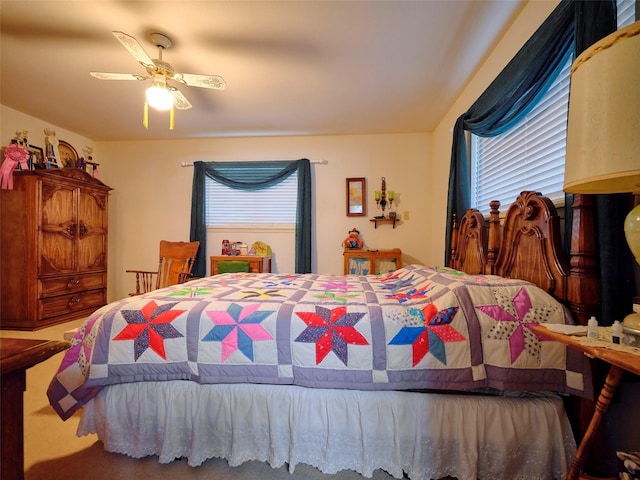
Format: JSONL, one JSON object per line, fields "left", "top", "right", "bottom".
{"left": 587, "top": 316, "right": 598, "bottom": 340}
{"left": 612, "top": 320, "right": 622, "bottom": 344}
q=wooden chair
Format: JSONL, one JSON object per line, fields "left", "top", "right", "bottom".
{"left": 126, "top": 240, "right": 200, "bottom": 296}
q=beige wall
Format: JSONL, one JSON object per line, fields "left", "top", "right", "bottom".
{"left": 97, "top": 134, "right": 431, "bottom": 300}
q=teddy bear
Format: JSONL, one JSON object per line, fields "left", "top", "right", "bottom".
{"left": 343, "top": 228, "right": 364, "bottom": 249}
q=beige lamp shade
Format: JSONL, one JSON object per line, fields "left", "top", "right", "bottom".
{"left": 564, "top": 21, "right": 640, "bottom": 195}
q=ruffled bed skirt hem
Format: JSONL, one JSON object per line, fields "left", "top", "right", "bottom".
{"left": 78, "top": 381, "right": 575, "bottom": 480}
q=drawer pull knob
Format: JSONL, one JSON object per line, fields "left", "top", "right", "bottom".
{"left": 66, "top": 279, "right": 81, "bottom": 289}
{"left": 67, "top": 297, "right": 81, "bottom": 308}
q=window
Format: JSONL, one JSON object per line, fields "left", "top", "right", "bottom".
{"left": 205, "top": 172, "right": 298, "bottom": 226}
{"left": 470, "top": 55, "right": 571, "bottom": 209}
{"left": 470, "top": 0, "right": 635, "bottom": 210}
{"left": 618, "top": 0, "right": 636, "bottom": 27}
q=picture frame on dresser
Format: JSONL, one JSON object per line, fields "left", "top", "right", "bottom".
{"left": 27, "top": 145, "right": 44, "bottom": 170}
{"left": 346, "top": 177, "right": 366, "bottom": 217}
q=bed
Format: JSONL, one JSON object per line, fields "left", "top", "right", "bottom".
{"left": 47, "top": 191, "right": 599, "bottom": 480}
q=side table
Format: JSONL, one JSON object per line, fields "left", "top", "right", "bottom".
{"left": 1, "top": 338, "right": 69, "bottom": 480}
{"left": 343, "top": 248, "right": 402, "bottom": 275}
{"left": 533, "top": 325, "right": 640, "bottom": 480}
{"left": 210, "top": 255, "right": 271, "bottom": 275}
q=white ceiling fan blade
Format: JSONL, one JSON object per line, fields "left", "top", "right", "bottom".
{"left": 112, "top": 31, "right": 155, "bottom": 68}
{"left": 90, "top": 72, "right": 147, "bottom": 81}
{"left": 171, "top": 88, "right": 192, "bottom": 110}
{"left": 173, "top": 73, "right": 226, "bottom": 90}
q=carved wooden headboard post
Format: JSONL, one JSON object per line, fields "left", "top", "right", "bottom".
{"left": 449, "top": 208, "right": 487, "bottom": 275}
{"left": 567, "top": 193, "right": 600, "bottom": 325}
{"left": 449, "top": 212, "right": 459, "bottom": 268}
{"left": 486, "top": 200, "right": 501, "bottom": 275}
{"left": 494, "top": 191, "right": 570, "bottom": 302}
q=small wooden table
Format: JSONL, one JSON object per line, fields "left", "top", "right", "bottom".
{"left": 343, "top": 248, "right": 402, "bottom": 275}
{"left": 210, "top": 255, "right": 271, "bottom": 275}
{"left": 1, "top": 338, "right": 69, "bottom": 480}
{"left": 533, "top": 325, "right": 640, "bottom": 480}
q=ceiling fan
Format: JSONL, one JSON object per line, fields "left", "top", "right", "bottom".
{"left": 90, "top": 31, "right": 226, "bottom": 114}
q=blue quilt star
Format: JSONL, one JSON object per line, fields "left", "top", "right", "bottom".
{"left": 203, "top": 303, "right": 274, "bottom": 362}
{"left": 389, "top": 304, "right": 465, "bottom": 366}
{"left": 380, "top": 275, "right": 416, "bottom": 292}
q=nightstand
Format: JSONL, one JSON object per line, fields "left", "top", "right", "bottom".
{"left": 1, "top": 338, "right": 70, "bottom": 480}
{"left": 533, "top": 325, "right": 640, "bottom": 480}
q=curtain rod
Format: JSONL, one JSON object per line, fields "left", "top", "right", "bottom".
{"left": 180, "top": 159, "right": 328, "bottom": 167}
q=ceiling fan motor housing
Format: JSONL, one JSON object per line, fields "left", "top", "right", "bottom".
{"left": 147, "top": 59, "right": 174, "bottom": 77}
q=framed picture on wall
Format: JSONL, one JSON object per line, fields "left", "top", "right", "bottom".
{"left": 346, "top": 177, "right": 366, "bottom": 217}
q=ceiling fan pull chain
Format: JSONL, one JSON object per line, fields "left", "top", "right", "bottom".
{"left": 143, "top": 102, "right": 149, "bottom": 129}
{"left": 170, "top": 106, "right": 175, "bottom": 130}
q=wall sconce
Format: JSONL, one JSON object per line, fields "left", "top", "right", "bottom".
{"left": 371, "top": 176, "right": 399, "bottom": 228}
{"left": 374, "top": 177, "right": 394, "bottom": 213}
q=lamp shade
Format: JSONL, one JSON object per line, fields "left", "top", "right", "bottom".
{"left": 564, "top": 21, "right": 640, "bottom": 195}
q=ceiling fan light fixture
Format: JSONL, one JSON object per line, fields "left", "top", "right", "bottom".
{"left": 146, "top": 76, "right": 174, "bottom": 111}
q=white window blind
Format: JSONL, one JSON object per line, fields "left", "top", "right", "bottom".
{"left": 470, "top": 55, "right": 571, "bottom": 210}
{"left": 618, "top": 0, "right": 636, "bottom": 28}
{"left": 470, "top": 0, "right": 634, "bottom": 211}
{"left": 205, "top": 173, "right": 298, "bottom": 226}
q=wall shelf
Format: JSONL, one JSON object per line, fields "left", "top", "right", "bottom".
{"left": 370, "top": 217, "right": 399, "bottom": 228}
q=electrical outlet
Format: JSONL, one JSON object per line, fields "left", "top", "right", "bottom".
{"left": 403, "top": 211, "right": 409, "bottom": 220}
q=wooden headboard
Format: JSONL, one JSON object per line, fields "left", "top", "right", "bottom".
{"left": 450, "top": 191, "right": 599, "bottom": 325}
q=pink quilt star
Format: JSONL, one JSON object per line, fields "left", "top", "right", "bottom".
{"left": 477, "top": 287, "right": 557, "bottom": 363}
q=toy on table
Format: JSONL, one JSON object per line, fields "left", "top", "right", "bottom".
{"left": 343, "top": 228, "right": 364, "bottom": 249}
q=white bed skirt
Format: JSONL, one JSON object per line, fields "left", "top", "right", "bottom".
{"left": 77, "top": 381, "right": 576, "bottom": 480}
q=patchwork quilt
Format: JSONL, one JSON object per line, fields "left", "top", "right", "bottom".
{"left": 48, "top": 265, "right": 592, "bottom": 420}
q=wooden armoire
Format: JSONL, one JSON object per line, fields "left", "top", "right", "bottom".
{"left": 1, "top": 168, "right": 111, "bottom": 330}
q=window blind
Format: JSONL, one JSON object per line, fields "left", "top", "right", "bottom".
{"left": 618, "top": 0, "right": 636, "bottom": 27}
{"left": 470, "top": 0, "right": 634, "bottom": 211}
{"left": 471, "top": 54, "right": 571, "bottom": 210}
{"left": 205, "top": 172, "right": 298, "bottom": 226}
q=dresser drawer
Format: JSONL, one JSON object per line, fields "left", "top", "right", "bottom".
{"left": 38, "top": 289, "right": 106, "bottom": 320}
{"left": 39, "top": 273, "right": 106, "bottom": 298}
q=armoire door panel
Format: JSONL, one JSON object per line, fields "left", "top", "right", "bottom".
{"left": 40, "top": 182, "right": 75, "bottom": 227}
{"left": 77, "top": 189, "right": 108, "bottom": 272}
{"left": 39, "top": 181, "right": 76, "bottom": 274}
{"left": 78, "top": 236, "right": 107, "bottom": 271}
